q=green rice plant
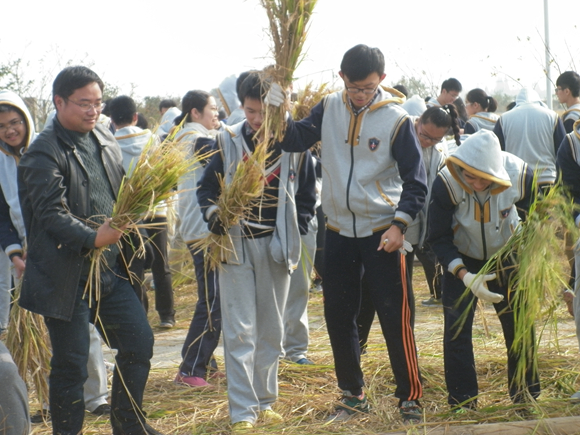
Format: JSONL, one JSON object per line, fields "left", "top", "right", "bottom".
{"left": 456, "top": 177, "right": 579, "bottom": 394}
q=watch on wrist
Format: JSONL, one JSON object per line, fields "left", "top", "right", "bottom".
{"left": 390, "top": 220, "right": 407, "bottom": 234}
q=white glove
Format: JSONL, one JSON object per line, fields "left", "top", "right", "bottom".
{"left": 462, "top": 272, "right": 503, "bottom": 303}
{"left": 264, "top": 82, "right": 285, "bottom": 107}
{"left": 399, "top": 240, "right": 413, "bottom": 255}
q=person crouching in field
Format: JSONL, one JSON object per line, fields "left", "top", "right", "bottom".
{"left": 427, "top": 129, "right": 539, "bottom": 411}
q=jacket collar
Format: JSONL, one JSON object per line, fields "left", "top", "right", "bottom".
{"left": 52, "top": 117, "right": 116, "bottom": 149}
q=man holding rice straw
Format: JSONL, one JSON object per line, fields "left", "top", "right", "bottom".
{"left": 197, "top": 71, "right": 316, "bottom": 432}
{"left": 17, "top": 66, "right": 162, "bottom": 435}
{"left": 278, "top": 44, "right": 428, "bottom": 424}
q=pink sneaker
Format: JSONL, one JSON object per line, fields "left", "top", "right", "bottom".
{"left": 174, "top": 372, "right": 212, "bottom": 388}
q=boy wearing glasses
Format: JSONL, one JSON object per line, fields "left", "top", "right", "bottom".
{"left": 275, "top": 44, "right": 427, "bottom": 423}
{"left": 555, "top": 71, "right": 580, "bottom": 133}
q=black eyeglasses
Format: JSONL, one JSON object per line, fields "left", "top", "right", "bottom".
{"left": 0, "top": 119, "right": 24, "bottom": 133}
{"left": 345, "top": 86, "right": 378, "bottom": 95}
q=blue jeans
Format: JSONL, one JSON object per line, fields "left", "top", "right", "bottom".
{"left": 45, "top": 267, "right": 154, "bottom": 435}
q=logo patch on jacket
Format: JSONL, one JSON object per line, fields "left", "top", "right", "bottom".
{"left": 500, "top": 208, "right": 511, "bottom": 218}
{"left": 368, "top": 137, "right": 380, "bottom": 151}
{"left": 289, "top": 169, "right": 296, "bottom": 182}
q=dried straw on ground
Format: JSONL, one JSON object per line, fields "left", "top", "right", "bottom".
{"left": 28, "top": 263, "right": 580, "bottom": 434}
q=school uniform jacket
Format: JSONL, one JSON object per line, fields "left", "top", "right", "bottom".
{"left": 464, "top": 112, "right": 499, "bottom": 134}
{"left": 562, "top": 103, "right": 580, "bottom": 134}
{"left": 428, "top": 130, "right": 534, "bottom": 277}
{"left": 413, "top": 140, "right": 448, "bottom": 248}
{"left": 197, "top": 121, "right": 316, "bottom": 273}
{"left": 493, "top": 88, "right": 565, "bottom": 185}
{"left": 282, "top": 86, "right": 428, "bottom": 238}
{"left": 557, "top": 120, "right": 580, "bottom": 224}
{"left": 175, "top": 122, "right": 217, "bottom": 245}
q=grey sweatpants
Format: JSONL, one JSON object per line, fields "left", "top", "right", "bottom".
{"left": 0, "top": 251, "right": 11, "bottom": 330}
{"left": 84, "top": 324, "right": 109, "bottom": 412}
{"left": 0, "top": 341, "right": 30, "bottom": 435}
{"left": 282, "top": 218, "right": 317, "bottom": 362}
{"left": 220, "top": 236, "right": 290, "bottom": 424}
{"left": 574, "top": 240, "right": 580, "bottom": 349}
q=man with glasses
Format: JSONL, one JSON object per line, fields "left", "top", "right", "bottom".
{"left": 426, "top": 78, "right": 462, "bottom": 108}
{"left": 18, "top": 66, "right": 162, "bottom": 435}
{"left": 276, "top": 44, "right": 427, "bottom": 424}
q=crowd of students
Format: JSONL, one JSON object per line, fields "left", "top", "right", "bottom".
{"left": 1, "top": 44, "right": 580, "bottom": 434}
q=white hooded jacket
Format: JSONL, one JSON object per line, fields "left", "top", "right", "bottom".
{"left": 0, "top": 90, "right": 36, "bottom": 256}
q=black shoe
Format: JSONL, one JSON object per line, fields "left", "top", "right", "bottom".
{"left": 144, "top": 423, "right": 165, "bottom": 435}
{"left": 91, "top": 403, "right": 111, "bottom": 415}
{"left": 30, "top": 409, "right": 51, "bottom": 423}
{"left": 159, "top": 316, "right": 175, "bottom": 328}
{"left": 113, "top": 422, "right": 165, "bottom": 435}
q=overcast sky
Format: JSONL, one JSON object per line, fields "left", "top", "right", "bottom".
{"left": 2, "top": 0, "right": 580, "bottom": 101}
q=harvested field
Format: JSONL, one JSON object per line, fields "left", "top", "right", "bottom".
{"left": 28, "top": 262, "right": 580, "bottom": 434}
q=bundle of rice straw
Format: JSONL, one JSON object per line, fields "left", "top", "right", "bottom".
{"left": 192, "top": 136, "right": 274, "bottom": 270}
{"left": 456, "top": 179, "right": 578, "bottom": 393}
{"left": 259, "top": 0, "right": 318, "bottom": 142}
{"left": 192, "top": 1, "right": 318, "bottom": 270}
{"left": 6, "top": 282, "right": 51, "bottom": 409}
{"left": 292, "top": 82, "right": 333, "bottom": 121}
{"left": 86, "top": 129, "right": 205, "bottom": 303}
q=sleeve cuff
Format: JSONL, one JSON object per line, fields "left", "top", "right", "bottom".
{"left": 83, "top": 232, "right": 97, "bottom": 250}
{"left": 393, "top": 211, "right": 412, "bottom": 226}
{"left": 205, "top": 205, "right": 219, "bottom": 221}
{"left": 448, "top": 258, "right": 466, "bottom": 276}
{"left": 5, "top": 244, "right": 23, "bottom": 258}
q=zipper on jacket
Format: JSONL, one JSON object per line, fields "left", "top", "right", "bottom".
{"left": 346, "top": 138, "right": 357, "bottom": 237}
{"left": 346, "top": 112, "right": 362, "bottom": 237}
{"left": 476, "top": 196, "right": 488, "bottom": 259}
